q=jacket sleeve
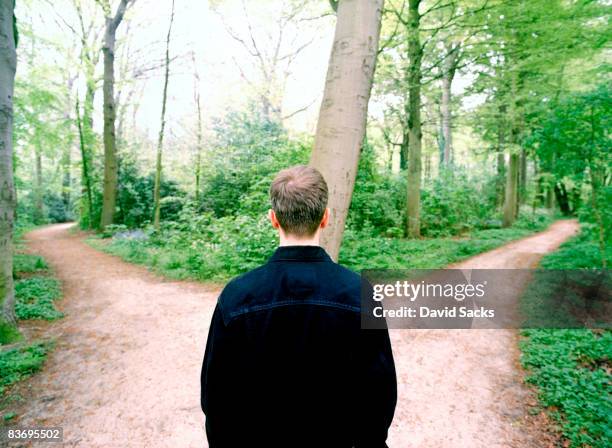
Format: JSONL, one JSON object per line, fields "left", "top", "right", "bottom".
{"left": 200, "top": 303, "right": 235, "bottom": 445}
{"left": 356, "top": 277, "right": 397, "bottom": 448}
{"left": 356, "top": 325, "right": 397, "bottom": 448}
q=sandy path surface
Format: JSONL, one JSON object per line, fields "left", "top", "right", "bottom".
{"left": 8, "top": 220, "right": 577, "bottom": 447}
{"left": 386, "top": 219, "right": 579, "bottom": 448}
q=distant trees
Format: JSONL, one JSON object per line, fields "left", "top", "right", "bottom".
{"left": 310, "top": 0, "right": 384, "bottom": 260}
{"left": 0, "top": 0, "right": 18, "bottom": 339}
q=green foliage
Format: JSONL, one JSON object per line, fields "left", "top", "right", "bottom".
{"left": 420, "top": 170, "right": 497, "bottom": 237}
{"left": 540, "top": 225, "right": 611, "bottom": 270}
{"left": 520, "top": 329, "right": 611, "bottom": 448}
{"left": 0, "top": 324, "right": 22, "bottom": 346}
{"left": 114, "top": 158, "right": 186, "bottom": 229}
{"left": 0, "top": 342, "right": 52, "bottom": 395}
{"left": 12, "top": 254, "right": 48, "bottom": 278}
{"left": 520, "top": 226, "right": 611, "bottom": 448}
{"left": 14, "top": 278, "right": 63, "bottom": 321}
{"left": 339, "top": 217, "right": 551, "bottom": 271}
{"left": 97, "top": 207, "right": 552, "bottom": 281}
{"left": 198, "top": 109, "right": 309, "bottom": 218}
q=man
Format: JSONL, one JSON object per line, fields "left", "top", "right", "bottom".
{"left": 201, "top": 165, "right": 397, "bottom": 447}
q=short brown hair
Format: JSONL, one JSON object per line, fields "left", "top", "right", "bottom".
{"left": 269, "top": 165, "right": 328, "bottom": 236}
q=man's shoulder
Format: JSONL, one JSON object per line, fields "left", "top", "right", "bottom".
{"left": 217, "top": 259, "right": 362, "bottom": 323}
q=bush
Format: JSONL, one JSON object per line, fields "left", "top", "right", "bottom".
{"left": 420, "top": 170, "right": 496, "bottom": 237}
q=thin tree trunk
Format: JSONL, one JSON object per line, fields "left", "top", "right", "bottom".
{"left": 100, "top": 0, "right": 131, "bottom": 229}
{"left": 192, "top": 53, "right": 203, "bottom": 203}
{"left": 34, "top": 147, "right": 43, "bottom": 223}
{"left": 519, "top": 146, "right": 527, "bottom": 203}
{"left": 76, "top": 95, "right": 93, "bottom": 228}
{"left": 153, "top": 0, "right": 175, "bottom": 229}
{"left": 61, "top": 138, "right": 71, "bottom": 212}
{"left": 406, "top": 0, "right": 423, "bottom": 238}
{"left": 502, "top": 153, "right": 519, "bottom": 227}
{"left": 0, "top": 0, "right": 18, "bottom": 332}
{"left": 309, "top": 0, "right": 384, "bottom": 260}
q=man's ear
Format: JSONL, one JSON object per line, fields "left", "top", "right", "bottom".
{"left": 320, "top": 208, "right": 330, "bottom": 229}
{"left": 269, "top": 209, "right": 281, "bottom": 229}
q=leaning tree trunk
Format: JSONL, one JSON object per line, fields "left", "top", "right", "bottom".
{"left": 100, "top": 0, "right": 131, "bottom": 229}
{"left": 309, "top": 0, "right": 384, "bottom": 261}
{"left": 152, "top": 0, "right": 175, "bottom": 229}
{"left": 406, "top": 0, "right": 423, "bottom": 238}
{"left": 0, "top": 0, "right": 18, "bottom": 334}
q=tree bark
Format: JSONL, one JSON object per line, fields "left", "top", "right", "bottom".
{"left": 440, "top": 43, "right": 459, "bottom": 167}
{"left": 34, "top": 146, "right": 43, "bottom": 223}
{"left": 152, "top": 0, "right": 175, "bottom": 229}
{"left": 502, "top": 153, "right": 519, "bottom": 227}
{"left": 76, "top": 95, "right": 93, "bottom": 228}
{"left": 100, "top": 0, "right": 131, "bottom": 229}
{"left": 0, "top": 0, "right": 18, "bottom": 330}
{"left": 192, "top": 53, "right": 203, "bottom": 203}
{"left": 406, "top": 0, "right": 423, "bottom": 238}
{"left": 309, "top": 0, "right": 384, "bottom": 260}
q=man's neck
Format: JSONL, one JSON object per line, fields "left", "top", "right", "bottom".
{"left": 279, "top": 232, "right": 320, "bottom": 247}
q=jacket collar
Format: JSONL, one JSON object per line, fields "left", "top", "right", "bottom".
{"left": 269, "top": 245, "right": 333, "bottom": 263}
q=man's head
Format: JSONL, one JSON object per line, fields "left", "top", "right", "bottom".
{"left": 269, "top": 165, "right": 329, "bottom": 240}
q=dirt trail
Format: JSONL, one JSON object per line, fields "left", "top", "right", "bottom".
{"left": 8, "top": 220, "right": 577, "bottom": 447}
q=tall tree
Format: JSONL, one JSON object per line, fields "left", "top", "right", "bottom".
{"left": 310, "top": 0, "right": 384, "bottom": 260}
{"left": 98, "top": 0, "right": 133, "bottom": 229}
{"left": 0, "top": 0, "right": 18, "bottom": 338}
{"left": 405, "top": 0, "right": 423, "bottom": 237}
{"left": 192, "top": 51, "right": 203, "bottom": 203}
{"left": 152, "top": 0, "right": 175, "bottom": 229}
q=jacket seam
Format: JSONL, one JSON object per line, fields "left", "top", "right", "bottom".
{"left": 226, "top": 299, "right": 360, "bottom": 322}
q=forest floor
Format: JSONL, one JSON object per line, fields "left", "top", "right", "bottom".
{"left": 3, "top": 220, "right": 578, "bottom": 447}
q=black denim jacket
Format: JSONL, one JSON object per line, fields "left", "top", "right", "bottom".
{"left": 201, "top": 245, "right": 397, "bottom": 448}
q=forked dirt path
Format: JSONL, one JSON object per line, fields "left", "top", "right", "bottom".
{"left": 9, "top": 220, "right": 577, "bottom": 447}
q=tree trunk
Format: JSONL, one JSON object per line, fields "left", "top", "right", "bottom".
{"left": 440, "top": 43, "right": 458, "bottom": 167}
{"left": 153, "top": 0, "right": 174, "bottom": 229}
{"left": 519, "top": 146, "right": 527, "bottom": 203}
{"left": 193, "top": 54, "right": 203, "bottom": 203}
{"left": 62, "top": 138, "right": 71, "bottom": 211}
{"left": 0, "top": 0, "right": 18, "bottom": 334}
{"left": 406, "top": 0, "right": 423, "bottom": 238}
{"left": 309, "top": 0, "right": 384, "bottom": 260}
{"left": 34, "top": 147, "right": 43, "bottom": 223}
{"left": 100, "top": 0, "right": 131, "bottom": 229}
{"left": 76, "top": 95, "right": 93, "bottom": 228}
{"left": 502, "top": 153, "right": 519, "bottom": 227}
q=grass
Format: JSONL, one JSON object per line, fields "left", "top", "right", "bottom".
{"left": 519, "top": 224, "right": 611, "bottom": 448}
{"left": 0, "top": 342, "right": 53, "bottom": 395}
